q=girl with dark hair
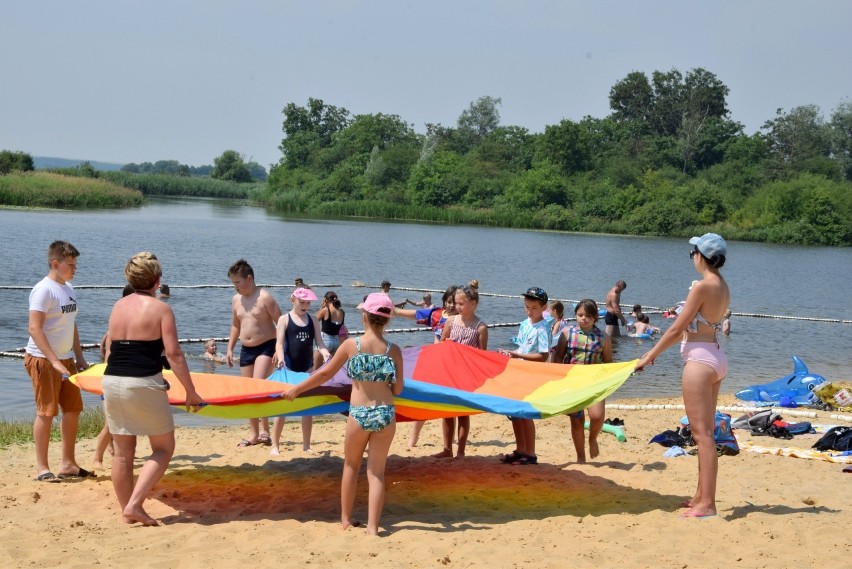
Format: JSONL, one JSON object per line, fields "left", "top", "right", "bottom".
{"left": 636, "top": 233, "right": 730, "bottom": 519}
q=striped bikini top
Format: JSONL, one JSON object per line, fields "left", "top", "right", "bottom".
{"left": 346, "top": 337, "right": 396, "bottom": 383}
{"left": 447, "top": 316, "right": 483, "bottom": 348}
{"left": 561, "top": 325, "right": 604, "bottom": 365}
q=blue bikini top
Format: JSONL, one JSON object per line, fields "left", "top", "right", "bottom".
{"left": 346, "top": 337, "right": 396, "bottom": 384}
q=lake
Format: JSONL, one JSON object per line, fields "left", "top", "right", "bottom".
{"left": 1, "top": 197, "right": 850, "bottom": 425}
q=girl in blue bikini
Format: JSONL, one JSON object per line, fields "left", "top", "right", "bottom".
{"left": 282, "top": 292, "right": 403, "bottom": 536}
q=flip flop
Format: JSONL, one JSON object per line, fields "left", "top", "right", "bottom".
{"left": 257, "top": 433, "right": 272, "bottom": 446}
{"left": 237, "top": 439, "right": 257, "bottom": 447}
{"left": 57, "top": 468, "right": 95, "bottom": 479}
{"left": 35, "top": 471, "right": 61, "bottom": 483}
{"left": 679, "top": 511, "right": 718, "bottom": 520}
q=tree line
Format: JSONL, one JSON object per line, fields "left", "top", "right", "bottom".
{"left": 3, "top": 66, "right": 849, "bottom": 245}
{"left": 261, "top": 67, "right": 851, "bottom": 246}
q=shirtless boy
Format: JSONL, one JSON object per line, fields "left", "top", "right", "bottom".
{"left": 226, "top": 259, "right": 283, "bottom": 447}
{"left": 604, "top": 280, "right": 628, "bottom": 337}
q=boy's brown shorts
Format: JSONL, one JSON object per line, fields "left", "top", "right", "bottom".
{"left": 24, "top": 354, "right": 83, "bottom": 417}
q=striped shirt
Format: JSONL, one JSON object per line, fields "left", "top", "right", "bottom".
{"left": 447, "top": 316, "right": 484, "bottom": 348}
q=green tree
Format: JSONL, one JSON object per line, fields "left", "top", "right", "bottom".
{"left": 830, "top": 100, "right": 852, "bottom": 181}
{"left": 212, "top": 150, "right": 252, "bottom": 182}
{"left": 245, "top": 161, "right": 268, "bottom": 181}
{"left": 473, "top": 126, "right": 535, "bottom": 172}
{"left": 279, "top": 98, "right": 351, "bottom": 170}
{"left": 609, "top": 71, "right": 653, "bottom": 123}
{"left": 537, "top": 119, "right": 592, "bottom": 175}
{"left": 762, "top": 105, "right": 835, "bottom": 178}
{"left": 407, "top": 151, "right": 468, "bottom": 207}
{"left": 0, "top": 150, "right": 35, "bottom": 174}
{"left": 454, "top": 96, "right": 502, "bottom": 153}
{"left": 499, "top": 161, "right": 568, "bottom": 210}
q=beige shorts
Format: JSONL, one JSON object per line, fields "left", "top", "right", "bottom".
{"left": 102, "top": 373, "right": 174, "bottom": 436}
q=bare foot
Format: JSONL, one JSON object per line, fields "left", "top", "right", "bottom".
{"left": 341, "top": 519, "right": 361, "bottom": 530}
{"left": 123, "top": 506, "right": 159, "bottom": 526}
{"left": 431, "top": 448, "right": 453, "bottom": 458}
{"left": 680, "top": 507, "right": 717, "bottom": 519}
{"left": 303, "top": 447, "right": 318, "bottom": 455}
{"left": 270, "top": 447, "right": 280, "bottom": 456}
{"left": 679, "top": 500, "right": 695, "bottom": 509}
{"left": 576, "top": 456, "right": 587, "bottom": 464}
{"left": 455, "top": 451, "right": 465, "bottom": 458}
{"left": 589, "top": 439, "right": 600, "bottom": 459}
{"left": 366, "top": 525, "right": 380, "bottom": 537}
{"left": 93, "top": 460, "right": 104, "bottom": 471}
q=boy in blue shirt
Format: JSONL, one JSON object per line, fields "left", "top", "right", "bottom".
{"left": 498, "top": 287, "right": 552, "bottom": 465}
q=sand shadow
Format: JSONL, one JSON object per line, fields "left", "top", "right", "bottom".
{"left": 725, "top": 501, "right": 839, "bottom": 521}
{"left": 152, "top": 454, "right": 682, "bottom": 530}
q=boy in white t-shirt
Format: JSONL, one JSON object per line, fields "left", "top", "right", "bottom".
{"left": 25, "top": 241, "right": 91, "bottom": 482}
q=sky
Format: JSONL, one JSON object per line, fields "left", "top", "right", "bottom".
{"left": 2, "top": 1, "right": 850, "bottom": 169}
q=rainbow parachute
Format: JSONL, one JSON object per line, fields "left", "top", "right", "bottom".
{"left": 71, "top": 342, "right": 636, "bottom": 420}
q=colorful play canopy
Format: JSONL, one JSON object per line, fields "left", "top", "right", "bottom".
{"left": 71, "top": 341, "right": 637, "bottom": 421}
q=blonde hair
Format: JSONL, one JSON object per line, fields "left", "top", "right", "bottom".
{"left": 125, "top": 252, "right": 162, "bottom": 291}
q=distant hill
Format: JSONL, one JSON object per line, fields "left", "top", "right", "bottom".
{"left": 34, "top": 156, "right": 125, "bottom": 171}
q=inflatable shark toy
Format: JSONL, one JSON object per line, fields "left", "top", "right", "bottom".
{"left": 735, "top": 355, "right": 827, "bottom": 407}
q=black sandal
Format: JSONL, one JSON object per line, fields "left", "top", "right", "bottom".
{"left": 511, "top": 454, "right": 538, "bottom": 466}
{"left": 499, "top": 450, "right": 522, "bottom": 464}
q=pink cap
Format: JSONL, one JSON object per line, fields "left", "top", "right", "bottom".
{"left": 292, "top": 287, "right": 318, "bottom": 301}
{"left": 357, "top": 293, "right": 394, "bottom": 317}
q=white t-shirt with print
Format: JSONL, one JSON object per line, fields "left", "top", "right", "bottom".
{"left": 26, "top": 277, "right": 79, "bottom": 359}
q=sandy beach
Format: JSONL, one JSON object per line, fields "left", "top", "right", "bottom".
{"left": 2, "top": 394, "right": 850, "bottom": 568}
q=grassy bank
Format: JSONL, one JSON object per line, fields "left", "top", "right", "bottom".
{"left": 99, "top": 171, "right": 259, "bottom": 199}
{"left": 0, "top": 406, "right": 105, "bottom": 449}
{"left": 0, "top": 172, "right": 144, "bottom": 208}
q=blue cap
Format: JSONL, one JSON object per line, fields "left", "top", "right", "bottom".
{"left": 689, "top": 233, "right": 727, "bottom": 259}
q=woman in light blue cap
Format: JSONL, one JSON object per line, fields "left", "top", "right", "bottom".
{"left": 635, "top": 233, "right": 730, "bottom": 519}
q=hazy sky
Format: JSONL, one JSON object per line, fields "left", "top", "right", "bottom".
{"left": 2, "top": 1, "right": 850, "bottom": 169}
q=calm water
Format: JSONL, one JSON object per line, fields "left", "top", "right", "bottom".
{"left": 1, "top": 198, "right": 850, "bottom": 424}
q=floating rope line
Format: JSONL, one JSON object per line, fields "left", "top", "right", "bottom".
{"left": 1, "top": 282, "right": 848, "bottom": 323}
{"left": 354, "top": 284, "right": 852, "bottom": 324}
{"left": 0, "top": 322, "right": 527, "bottom": 359}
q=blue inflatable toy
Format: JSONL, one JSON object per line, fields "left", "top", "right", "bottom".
{"left": 735, "top": 355, "right": 827, "bottom": 407}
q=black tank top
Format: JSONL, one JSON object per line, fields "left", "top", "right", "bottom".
{"left": 284, "top": 315, "right": 314, "bottom": 372}
{"left": 105, "top": 338, "right": 165, "bottom": 377}
{"left": 320, "top": 311, "right": 345, "bottom": 336}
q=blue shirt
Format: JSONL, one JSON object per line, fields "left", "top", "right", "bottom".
{"left": 515, "top": 318, "right": 552, "bottom": 356}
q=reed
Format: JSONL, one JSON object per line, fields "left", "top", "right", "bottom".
{"left": 0, "top": 172, "right": 144, "bottom": 208}
{"left": 0, "top": 406, "right": 105, "bottom": 448}
{"left": 100, "top": 171, "right": 257, "bottom": 199}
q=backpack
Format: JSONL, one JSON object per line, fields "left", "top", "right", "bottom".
{"left": 746, "top": 409, "right": 782, "bottom": 433}
{"left": 812, "top": 426, "right": 852, "bottom": 452}
{"left": 713, "top": 412, "right": 739, "bottom": 454}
